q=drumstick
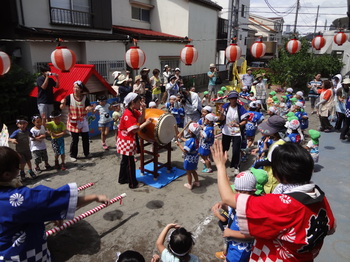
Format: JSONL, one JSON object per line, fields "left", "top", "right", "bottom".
{"left": 174, "top": 124, "right": 180, "bottom": 141}
{"left": 178, "top": 121, "right": 192, "bottom": 138}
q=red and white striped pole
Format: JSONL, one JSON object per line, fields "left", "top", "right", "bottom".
{"left": 46, "top": 193, "right": 126, "bottom": 237}
{"left": 77, "top": 182, "right": 94, "bottom": 192}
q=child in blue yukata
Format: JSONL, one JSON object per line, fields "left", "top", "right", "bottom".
{"left": 295, "top": 91, "right": 305, "bottom": 105}
{"left": 0, "top": 146, "right": 109, "bottom": 261}
{"left": 8, "top": 116, "right": 36, "bottom": 181}
{"left": 93, "top": 95, "right": 113, "bottom": 150}
{"left": 45, "top": 110, "right": 67, "bottom": 171}
{"left": 30, "top": 115, "right": 51, "bottom": 173}
{"left": 175, "top": 123, "right": 201, "bottom": 190}
{"left": 199, "top": 113, "right": 217, "bottom": 173}
{"left": 198, "top": 105, "right": 212, "bottom": 127}
{"left": 294, "top": 101, "right": 309, "bottom": 132}
{"left": 156, "top": 223, "right": 199, "bottom": 262}
{"left": 161, "top": 95, "right": 176, "bottom": 113}
{"left": 212, "top": 170, "right": 256, "bottom": 261}
{"left": 285, "top": 119, "right": 302, "bottom": 144}
{"left": 239, "top": 86, "right": 249, "bottom": 99}
{"left": 242, "top": 101, "right": 264, "bottom": 149}
{"left": 305, "top": 129, "right": 321, "bottom": 164}
{"left": 174, "top": 94, "right": 185, "bottom": 128}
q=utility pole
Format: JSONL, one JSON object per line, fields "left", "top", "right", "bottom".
{"left": 293, "top": 0, "right": 300, "bottom": 34}
{"left": 313, "top": 5, "right": 320, "bottom": 38}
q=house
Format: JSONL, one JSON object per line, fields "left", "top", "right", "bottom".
{"left": 247, "top": 14, "right": 284, "bottom": 64}
{"left": 0, "top": 0, "right": 222, "bottom": 85}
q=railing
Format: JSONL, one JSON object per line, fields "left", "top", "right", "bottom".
{"left": 50, "top": 7, "right": 91, "bottom": 27}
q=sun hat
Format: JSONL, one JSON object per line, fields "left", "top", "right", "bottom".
{"left": 227, "top": 91, "right": 239, "bottom": 99}
{"left": 247, "top": 68, "right": 252, "bottom": 71}
{"left": 286, "top": 87, "right": 293, "bottom": 93}
{"left": 295, "top": 101, "right": 304, "bottom": 107}
{"left": 221, "top": 86, "right": 227, "bottom": 91}
{"left": 112, "top": 71, "right": 121, "bottom": 79}
{"left": 296, "top": 91, "right": 304, "bottom": 97}
{"left": 175, "top": 67, "right": 181, "bottom": 72}
{"left": 234, "top": 171, "right": 257, "bottom": 192}
{"left": 258, "top": 115, "right": 286, "bottom": 135}
{"left": 117, "top": 74, "right": 127, "bottom": 85}
{"left": 342, "top": 78, "right": 350, "bottom": 84}
{"left": 209, "top": 63, "right": 216, "bottom": 68}
{"left": 141, "top": 67, "right": 150, "bottom": 72}
{"left": 255, "top": 74, "right": 262, "bottom": 79}
{"left": 287, "top": 119, "right": 300, "bottom": 130}
{"left": 169, "top": 75, "right": 176, "bottom": 81}
{"left": 203, "top": 106, "right": 213, "bottom": 113}
{"left": 203, "top": 91, "right": 209, "bottom": 95}
{"left": 170, "top": 95, "right": 177, "bottom": 100}
{"left": 242, "top": 86, "right": 248, "bottom": 90}
{"left": 205, "top": 113, "right": 218, "bottom": 122}
{"left": 135, "top": 75, "right": 142, "bottom": 82}
{"left": 249, "top": 101, "right": 257, "bottom": 108}
{"left": 124, "top": 92, "right": 138, "bottom": 106}
{"left": 189, "top": 123, "right": 201, "bottom": 136}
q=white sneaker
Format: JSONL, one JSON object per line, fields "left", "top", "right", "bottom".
{"left": 70, "top": 157, "right": 77, "bottom": 162}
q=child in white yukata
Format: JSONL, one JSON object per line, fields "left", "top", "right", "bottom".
{"left": 0, "top": 146, "right": 109, "bottom": 262}
{"left": 156, "top": 223, "right": 199, "bottom": 262}
{"left": 175, "top": 123, "right": 201, "bottom": 190}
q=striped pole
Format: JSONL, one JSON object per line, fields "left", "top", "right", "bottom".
{"left": 46, "top": 193, "right": 126, "bottom": 237}
{"left": 77, "top": 182, "right": 94, "bottom": 192}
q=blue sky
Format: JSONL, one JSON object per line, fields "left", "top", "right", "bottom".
{"left": 250, "top": 0, "right": 348, "bottom": 35}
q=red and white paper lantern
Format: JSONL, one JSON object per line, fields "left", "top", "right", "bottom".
{"left": 334, "top": 31, "right": 347, "bottom": 46}
{"left": 180, "top": 45, "right": 198, "bottom": 66}
{"left": 51, "top": 46, "right": 76, "bottom": 72}
{"left": 0, "top": 51, "right": 11, "bottom": 76}
{"left": 286, "top": 39, "right": 301, "bottom": 54}
{"left": 312, "top": 35, "right": 326, "bottom": 50}
{"left": 250, "top": 39, "right": 266, "bottom": 59}
{"left": 225, "top": 43, "right": 241, "bottom": 62}
{"left": 125, "top": 46, "right": 146, "bottom": 70}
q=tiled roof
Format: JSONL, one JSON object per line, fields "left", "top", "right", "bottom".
{"left": 113, "top": 26, "right": 190, "bottom": 41}
{"left": 29, "top": 64, "right": 116, "bottom": 102}
{"left": 249, "top": 17, "right": 277, "bottom": 33}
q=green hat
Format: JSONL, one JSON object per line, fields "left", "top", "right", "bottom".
{"left": 217, "top": 91, "right": 224, "bottom": 96}
{"left": 288, "top": 115, "right": 298, "bottom": 122}
{"left": 281, "top": 95, "right": 287, "bottom": 100}
{"left": 272, "top": 96, "right": 279, "bottom": 101}
{"left": 290, "top": 97, "right": 298, "bottom": 104}
{"left": 203, "top": 91, "right": 209, "bottom": 95}
{"left": 269, "top": 91, "right": 276, "bottom": 96}
{"left": 250, "top": 168, "right": 268, "bottom": 195}
{"left": 221, "top": 86, "right": 227, "bottom": 91}
{"left": 309, "top": 129, "right": 321, "bottom": 144}
{"left": 286, "top": 112, "right": 294, "bottom": 117}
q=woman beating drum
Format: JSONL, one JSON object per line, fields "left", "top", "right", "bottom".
{"left": 117, "top": 92, "right": 153, "bottom": 189}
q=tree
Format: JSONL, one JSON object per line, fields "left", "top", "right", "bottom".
{"left": 268, "top": 38, "right": 344, "bottom": 92}
{"left": 0, "top": 61, "right": 36, "bottom": 122}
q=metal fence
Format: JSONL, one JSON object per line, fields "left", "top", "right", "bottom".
{"left": 50, "top": 7, "right": 91, "bottom": 27}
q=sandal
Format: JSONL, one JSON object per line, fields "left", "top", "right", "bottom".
{"left": 184, "top": 183, "right": 192, "bottom": 190}
{"left": 215, "top": 251, "right": 226, "bottom": 260}
{"left": 193, "top": 181, "right": 200, "bottom": 187}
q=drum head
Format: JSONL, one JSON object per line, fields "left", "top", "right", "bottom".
{"left": 155, "top": 113, "right": 177, "bottom": 145}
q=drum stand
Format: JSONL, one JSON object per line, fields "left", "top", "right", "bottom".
{"left": 139, "top": 138, "right": 172, "bottom": 180}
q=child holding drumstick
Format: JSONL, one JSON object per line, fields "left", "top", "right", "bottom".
{"left": 0, "top": 146, "right": 109, "bottom": 261}
{"left": 175, "top": 123, "right": 201, "bottom": 190}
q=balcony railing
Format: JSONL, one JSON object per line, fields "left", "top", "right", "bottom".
{"left": 50, "top": 7, "right": 91, "bottom": 27}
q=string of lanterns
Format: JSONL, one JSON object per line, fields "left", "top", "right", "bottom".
{"left": 0, "top": 51, "right": 11, "bottom": 76}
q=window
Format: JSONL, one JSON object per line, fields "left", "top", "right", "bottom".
{"left": 159, "top": 58, "right": 180, "bottom": 74}
{"left": 241, "top": 4, "right": 246, "bottom": 18}
{"left": 50, "top": 0, "right": 91, "bottom": 26}
{"left": 131, "top": 6, "right": 150, "bottom": 22}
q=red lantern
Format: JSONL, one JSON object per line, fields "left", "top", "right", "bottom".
{"left": 286, "top": 39, "right": 301, "bottom": 54}
{"left": 51, "top": 46, "right": 76, "bottom": 72}
{"left": 312, "top": 35, "right": 326, "bottom": 50}
{"left": 225, "top": 43, "right": 241, "bottom": 62}
{"left": 125, "top": 46, "right": 146, "bottom": 70}
{"left": 180, "top": 45, "right": 198, "bottom": 66}
{"left": 250, "top": 38, "right": 266, "bottom": 58}
{"left": 334, "top": 31, "right": 347, "bottom": 46}
{"left": 0, "top": 51, "right": 11, "bottom": 76}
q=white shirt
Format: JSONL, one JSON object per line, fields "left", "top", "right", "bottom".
{"left": 222, "top": 106, "right": 241, "bottom": 136}
{"left": 95, "top": 103, "right": 112, "bottom": 124}
{"left": 30, "top": 126, "right": 47, "bottom": 151}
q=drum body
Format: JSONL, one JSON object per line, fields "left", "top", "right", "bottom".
{"left": 138, "top": 108, "right": 177, "bottom": 145}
